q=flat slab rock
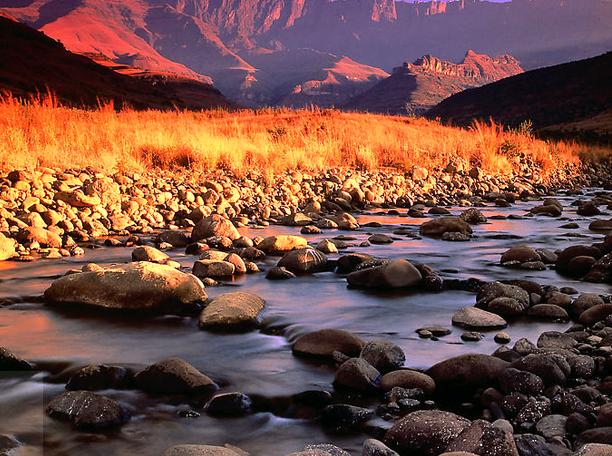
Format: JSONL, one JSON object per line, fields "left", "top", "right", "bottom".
{"left": 199, "top": 292, "right": 265, "bottom": 331}
{"left": 452, "top": 306, "right": 508, "bottom": 330}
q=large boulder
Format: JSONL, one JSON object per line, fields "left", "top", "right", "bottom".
{"left": 0, "top": 233, "right": 15, "bottom": 261}
{"left": 380, "top": 370, "right": 436, "bottom": 395}
{"left": 292, "top": 329, "right": 365, "bottom": 360}
{"left": 192, "top": 259, "right": 236, "bottom": 278}
{"left": 17, "top": 226, "right": 62, "bottom": 248}
{"left": 419, "top": 217, "right": 472, "bottom": 237}
{"left": 427, "top": 354, "right": 509, "bottom": 393}
{"left": 334, "top": 358, "right": 381, "bottom": 392}
{"left": 511, "top": 353, "right": 570, "bottom": 385}
{"left": 452, "top": 307, "right": 508, "bottom": 330}
{"left": 277, "top": 248, "right": 327, "bottom": 273}
{"left": 360, "top": 340, "right": 405, "bottom": 373}
{"left": 44, "top": 262, "right": 207, "bottom": 313}
{"left": 445, "top": 420, "right": 519, "bottom": 456}
{"left": 46, "top": 391, "right": 129, "bottom": 430}
{"left": 500, "top": 246, "right": 541, "bottom": 265}
{"left": 191, "top": 214, "right": 240, "bottom": 242}
{"left": 199, "top": 292, "right": 265, "bottom": 331}
{"left": 347, "top": 259, "right": 422, "bottom": 289}
{"left": 66, "top": 365, "right": 130, "bottom": 391}
{"left": 385, "top": 410, "right": 471, "bottom": 455}
{"left": 0, "top": 347, "right": 32, "bottom": 371}
{"left": 131, "top": 246, "right": 170, "bottom": 264}
{"left": 579, "top": 304, "right": 612, "bottom": 326}
{"left": 258, "top": 235, "right": 308, "bottom": 254}
{"left": 134, "top": 357, "right": 218, "bottom": 395}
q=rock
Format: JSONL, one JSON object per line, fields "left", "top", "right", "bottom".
{"left": 516, "top": 397, "right": 551, "bottom": 425}
{"left": 477, "top": 282, "right": 529, "bottom": 308}
{"left": 571, "top": 294, "right": 605, "bottom": 318}
{"left": 205, "top": 392, "right": 252, "bottom": 417}
{"left": 55, "top": 190, "right": 101, "bottom": 207}
{"left": 46, "top": 391, "right": 129, "bottom": 430}
{"left": 527, "top": 304, "right": 569, "bottom": 321}
{"left": 536, "top": 414, "right": 567, "bottom": 440}
{"left": 577, "top": 428, "right": 612, "bottom": 446}
{"left": 131, "top": 246, "right": 170, "bottom": 264}
{"left": 369, "top": 234, "right": 394, "bottom": 244}
{"left": 321, "top": 403, "right": 372, "bottom": 433}
{"left": 191, "top": 214, "right": 240, "bottom": 242}
{"left": 499, "top": 368, "right": 544, "bottom": 395}
{"left": 199, "top": 292, "right": 265, "bottom": 331}
{"left": 385, "top": 410, "right": 470, "bottom": 456}
{"left": 488, "top": 297, "right": 527, "bottom": 317}
{"left": 556, "top": 245, "right": 601, "bottom": 274}
{"left": 577, "top": 202, "right": 601, "bottom": 216}
{"left": 258, "top": 235, "right": 308, "bottom": 254}
{"left": 360, "top": 340, "right": 405, "bottom": 373}
{"left": 292, "top": 329, "right": 365, "bottom": 360}
{"left": 442, "top": 232, "right": 471, "bottom": 242}
{"left": 531, "top": 205, "right": 562, "bottom": 217}
{"left": 278, "top": 248, "right": 327, "bottom": 273}
{"left": 0, "top": 347, "right": 32, "bottom": 371}
{"left": 427, "top": 354, "right": 508, "bottom": 394}
{"left": 44, "top": 262, "right": 207, "bottom": 313}
{"left": 511, "top": 354, "right": 570, "bottom": 385}
{"left": 597, "top": 403, "right": 612, "bottom": 427}
{"left": 495, "top": 332, "right": 512, "bottom": 344}
{"left": 579, "top": 304, "right": 612, "bottom": 326}
{"left": 537, "top": 331, "right": 577, "bottom": 350}
{"left": 420, "top": 217, "right": 472, "bottom": 237}
{"left": 380, "top": 370, "right": 436, "bottom": 395}
{"left": 266, "top": 266, "right": 296, "bottom": 280}
{"left": 224, "top": 253, "right": 247, "bottom": 274}
{"left": 452, "top": 307, "right": 508, "bottom": 330}
{"left": 362, "top": 438, "right": 399, "bottom": 456}
{"left": 514, "top": 434, "right": 568, "bottom": 456}
{"left": 461, "top": 331, "right": 482, "bottom": 342}
{"left": 317, "top": 239, "right": 338, "bottom": 254}
{"left": 416, "top": 326, "right": 452, "bottom": 337}
{"left": 66, "top": 365, "right": 130, "bottom": 391}
{"left": 334, "top": 358, "right": 380, "bottom": 392}
{"left": 573, "top": 444, "right": 612, "bottom": 456}
{"left": 163, "top": 445, "right": 243, "bottom": 456}
{"left": 134, "top": 358, "right": 218, "bottom": 395}
{"left": 501, "top": 246, "right": 541, "bottom": 265}
{"left": 347, "top": 259, "right": 422, "bottom": 289}
{"left": 193, "top": 259, "right": 236, "bottom": 278}
{"left": 18, "top": 226, "right": 62, "bottom": 248}
{"left": 290, "top": 444, "right": 351, "bottom": 456}
{"left": 460, "top": 208, "right": 487, "bottom": 225}
{"left": 157, "top": 230, "right": 190, "bottom": 247}
{"left": 336, "top": 253, "right": 375, "bottom": 274}
{"left": 0, "top": 233, "right": 16, "bottom": 261}
{"left": 445, "top": 419, "right": 519, "bottom": 456}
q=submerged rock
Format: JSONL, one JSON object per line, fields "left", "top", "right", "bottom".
{"left": 278, "top": 248, "right": 327, "bottom": 273}
{"left": 134, "top": 357, "right": 218, "bottom": 395}
{"left": 199, "top": 292, "right": 265, "bottom": 331}
{"left": 347, "top": 259, "right": 422, "bottom": 289}
{"left": 292, "top": 329, "right": 365, "bottom": 360}
{"left": 46, "top": 391, "right": 129, "bottom": 430}
{"left": 419, "top": 217, "right": 472, "bottom": 238}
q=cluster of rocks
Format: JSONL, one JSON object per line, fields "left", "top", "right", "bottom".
{"left": 0, "top": 161, "right": 609, "bottom": 262}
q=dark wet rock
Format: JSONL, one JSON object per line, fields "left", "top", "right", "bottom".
{"left": 292, "top": 444, "right": 351, "bottom": 456}
{"left": 66, "top": 365, "right": 130, "bottom": 391}
{"left": 369, "top": 234, "right": 394, "bottom": 244}
{"left": 416, "top": 326, "right": 452, "bottom": 337}
{"left": 535, "top": 414, "right": 567, "bottom": 440}
{"left": 488, "top": 297, "right": 528, "bottom": 317}
{"left": 572, "top": 294, "right": 605, "bottom": 318}
{"left": 380, "top": 370, "right": 436, "bottom": 395}
{"left": 551, "top": 391, "right": 592, "bottom": 415}
{"left": 442, "top": 232, "right": 471, "bottom": 242}
{"left": 46, "top": 391, "right": 129, "bottom": 430}
{"left": 556, "top": 245, "right": 601, "bottom": 274}
{"left": 362, "top": 438, "right": 399, "bottom": 456}
{"left": 427, "top": 354, "right": 509, "bottom": 394}
{"left": 577, "top": 202, "right": 602, "bottom": 216}
{"left": 163, "top": 445, "right": 244, "bottom": 456}
{"left": 258, "top": 235, "right": 308, "bottom": 254}
{"left": 544, "top": 291, "right": 572, "bottom": 308}
{"left": 501, "top": 246, "right": 541, "bottom": 265}
{"left": 191, "top": 214, "right": 240, "bottom": 242}
{"left": 590, "top": 220, "right": 612, "bottom": 232}
{"left": 537, "top": 331, "right": 577, "bottom": 350}
{"left": 460, "top": 208, "right": 487, "bottom": 225}
{"left": 199, "top": 292, "right": 265, "bottom": 332}
{"left": 597, "top": 403, "right": 612, "bottom": 427}
{"left": 512, "top": 338, "right": 537, "bottom": 355}
{"left": 44, "top": 262, "right": 207, "bottom": 313}
{"left": 576, "top": 427, "right": 612, "bottom": 446}
{"left": 0, "top": 434, "right": 19, "bottom": 454}
{"left": 530, "top": 204, "right": 562, "bottom": 217}
{"left": 385, "top": 410, "right": 470, "bottom": 456}
{"left": 420, "top": 217, "right": 472, "bottom": 238}
{"left": 321, "top": 404, "right": 372, "bottom": 433}
{"left": 205, "top": 392, "right": 252, "bottom": 417}
{"left": 156, "top": 230, "right": 190, "bottom": 248}
{"left": 527, "top": 304, "right": 569, "bottom": 321}
{"left": 511, "top": 354, "right": 570, "bottom": 385}
{"left": 573, "top": 443, "right": 612, "bottom": 456}
{"left": 477, "top": 282, "right": 529, "bottom": 309}
{"left": 0, "top": 347, "right": 32, "bottom": 371}
{"left": 579, "top": 305, "right": 612, "bottom": 326}
{"left": 516, "top": 397, "right": 551, "bottom": 425}
{"left": 461, "top": 331, "right": 483, "bottom": 342}
{"left": 445, "top": 419, "right": 519, "bottom": 456}
{"left": 334, "top": 358, "right": 381, "bottom": 392}
{"left": 452, "top": 307, "right": 507, "bottom": 330}
{"left": 499, "top": 368, "right": 544, "bottom": 396}
{"left": 567, "top": 412, "right": 591, "bottom": 435}
{"left": 495, "top": 332, "right": 512, "bottom": 344}
{"left": 514, "top": 433, "right": 569, "bottom": 456}
{"left": 292, "top": 329, "right": 365, "bottom": 360}
{"left": 266, "top": 266, "right": 296, "bottom": 280}
{"left": 336, "top": 253, "right": 375, "bottom": 274}
{"left": 347, "top": 259, "right": 422, "bottom": 289}
{"left": 134, "top": 358, "right": 218, "bottom": 396}
{"left": 361, "top": 341, "right": 405, "bottom": 373}
{"left": 569, "top": 256, "right": 598, "bottom": 277}
{"left": 278, "top": 248, "right": 327, "bottom": 273}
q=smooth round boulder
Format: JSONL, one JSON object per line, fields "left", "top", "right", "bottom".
{"left": 0, "top": 233, "right": 16, "bottom": 261}
{"left": 44, "top": 262, "right": 207, "bottom": 313}
{"left": 362, "top": 439, "right": 399, "bottom": 456}
{"left": 205, "top": 392, "right": 252, "bottom": 417}
{"left": 131, "top": 246, "right": 170, "bottom": 264}
{"left": 66, "top": 365, "right": 130, "bottom": 391}
{"left": 321, "top": 403, "right": 373, "bottom": 433}
{"left": 334, "top": 358, "right": 381, "bottom": 392}
{"left": 134, "top": 357, "right": 218, "bottom": 395}
{"left": 258, "top": 235, "right": 308, "bottom": 254}
{"left": 476, "top": 282, "right": 529, "bottom": 308}
{"left": 292, "top": 329, "right": 365, "bottom": 360}
{"left": 527, "top": 304, "right": 569, "bottom": 321}
{"left": 419, "top": 217, "right": 472, "bottom": 237}
{"left": 277, "top": 248, "right": 327, "bottom": 273}
{"left": 191, "top": 214, "right": 240, "bottom": 242}
{"left": 46, "top": 391, "right": 129, "bottom": 430}
{"left": 499, "top": 367, "right": 544, "bottom": 395}
{"left": 451, "top": 307, "right": 508, "bottom": 330}
{"left": 488, "top": 297, "right": 527, "bottom": 316}
{"left": 192, "top": 259, "right": 235, "bottom": 278}
{"left": 427, "top": 354, "right": 509, "bottom": 393}
{"left": 380, "top": 370, "right": 436, "bottom": 395}
{"left": 571, "top": 294, "right": 605, "bottom": 317}
{"left": 360, "top": 340, "right": 405, "bottom": 373}
{"left": 385, "top": 410, "right": 471, "bottom": 456}
{"left": 336, "top": 253, "right": 374, "bottom": 274}
{"left": 511, "top": 353, "right": 570, "bottom": 385}
{"left": 501, "top": 246, "right": 540, "bottom": 265}
{"left": 199, "top": 292, "right": 265, "bottom": 331}
{"left": 347, "top": 259, "right": 422, "bottom": 289}
{"left": 579, "top": 304, "right": 612, "bottom": 326}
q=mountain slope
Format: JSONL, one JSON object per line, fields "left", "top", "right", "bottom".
{"left": 0, "top": 16, "right": 234, "bottom": 110}
{"left": 427, "top": 52, "right": 612, "bottom": 140}
{"left": 344, "top": 50, "right": 523, "bottom": 115}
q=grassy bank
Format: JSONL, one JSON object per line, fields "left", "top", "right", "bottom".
{"left": 0, "top": 95, "right": 603, "bottom": 176}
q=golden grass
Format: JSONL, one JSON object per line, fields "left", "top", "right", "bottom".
{"left": 0, "top": 94, "right": 601, "bottom": 176}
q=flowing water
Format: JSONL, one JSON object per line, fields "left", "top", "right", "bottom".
{"left": 0, "top": 190, "right": 610, "bottom": 455}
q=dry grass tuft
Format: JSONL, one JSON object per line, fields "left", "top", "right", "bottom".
{"left": 0, "top": 94, "right": 601, "bottom": 175}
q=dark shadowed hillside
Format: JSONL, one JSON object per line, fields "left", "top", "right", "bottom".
{"left": 0, "top": 16, "right": 235, "bottom": 110}
{"left": 427, "top": 52, "right": 612, "bottom": 140}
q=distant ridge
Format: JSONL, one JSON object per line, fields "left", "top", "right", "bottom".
{"left": 344, "top": 50, "right": 523, "bottom": 115}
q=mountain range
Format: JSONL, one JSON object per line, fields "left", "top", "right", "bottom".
{"left": 2, "top": 0, "right": 611, "bottom": 107}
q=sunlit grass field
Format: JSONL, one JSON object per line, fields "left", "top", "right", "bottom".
{"left": 0, "top": 94, "right": 604, "bottom": 176}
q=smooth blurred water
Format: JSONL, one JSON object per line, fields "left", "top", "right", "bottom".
{"left": 0, "top": 189, "right": 609, "bottom": 455}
